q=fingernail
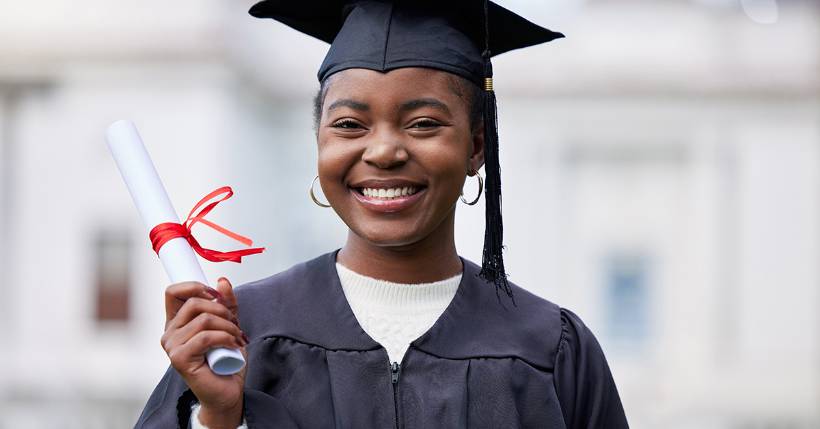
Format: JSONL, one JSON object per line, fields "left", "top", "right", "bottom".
{"left": 232, "top": 316, "right": 240, "bottom": 326}
{"left": 204, "top": 287, "right": 223, "bottom": 300}
{"left": 242, "top": 332, "right": 250, "bottom": 344}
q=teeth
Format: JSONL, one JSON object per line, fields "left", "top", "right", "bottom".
{"left": 361, "top": 186, "right": 418, "bottom": 200}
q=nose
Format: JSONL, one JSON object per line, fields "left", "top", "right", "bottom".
{"left": 361, "top": 128, "right": 409, "bottom": 169}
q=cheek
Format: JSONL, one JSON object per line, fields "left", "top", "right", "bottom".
{"left": 422, "top": 136, "right": 472, "bottom": 178}
{"left": 317, "top": 138, "right": 358, "bottom": 180}
{"left": 416, "top": 147, "right": 469, "bottom": 204}
{"left": 317, "top": 138, "right": 363, "bottom": 212}
{"left": 433, "top": 153, "right": 468, "bottom": 182}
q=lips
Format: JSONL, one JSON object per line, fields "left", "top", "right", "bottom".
{"left": 349, "top": 179, "right": 427, "bottom": 213}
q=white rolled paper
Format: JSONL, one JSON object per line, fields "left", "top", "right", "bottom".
{"left": 106, "top": 120, "right": 245, "bottom": 376}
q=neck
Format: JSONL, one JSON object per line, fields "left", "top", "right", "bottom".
{"left": 337, "top": 211, "right": 462, "bottom": 284}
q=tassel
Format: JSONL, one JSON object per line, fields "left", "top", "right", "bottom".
{"left": 478, "top": 50, "right": 515, "bottom": 305}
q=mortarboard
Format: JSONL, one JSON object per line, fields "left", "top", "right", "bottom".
{"left": 249, "top": 0, "right": 563, "bottom": 303}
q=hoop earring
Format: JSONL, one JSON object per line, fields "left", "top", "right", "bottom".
{"left": 460, "top": 170, "right": 483, "bottom": 206}
{"left": 309, "top": 175, "right": 331, "bottom": 208}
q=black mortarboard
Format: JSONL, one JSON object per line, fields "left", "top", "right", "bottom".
{"left": 250, "top": 0, "right": 563, "bottom": 303}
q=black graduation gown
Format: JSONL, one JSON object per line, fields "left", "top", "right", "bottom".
{"left": 135, "top": 251, "right": 629, "bottom": 428}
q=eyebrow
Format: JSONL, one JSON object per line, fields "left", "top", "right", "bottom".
{"left": 327, "top": 99, "right": 370, "bottom": 112}
{"left": 326, "top": 97, "right": 451, "bottom": 115}
{"left": 399, "top": 98, "right": 451, "bottom": 115}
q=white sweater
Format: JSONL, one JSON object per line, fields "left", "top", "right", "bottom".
{"left": 335, "top": 262, "right": 462, "bottom": 364}
{"left": 191, "top": 263, "right": 461, "bottom": 428}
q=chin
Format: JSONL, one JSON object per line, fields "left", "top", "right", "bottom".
{"left": 352, "top": 224, "right": 425, "bottom": 248}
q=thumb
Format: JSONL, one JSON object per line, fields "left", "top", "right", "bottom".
{"left": 216, "top": 277, "right": 239, "bottom": 317}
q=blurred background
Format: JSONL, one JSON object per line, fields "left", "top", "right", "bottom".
{"left": 0, "top": 0, "right": 818, "bottom": 427}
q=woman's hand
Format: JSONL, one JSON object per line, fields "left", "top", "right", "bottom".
{"left": 162, "top": 277, "right": 248, "bottom": 429}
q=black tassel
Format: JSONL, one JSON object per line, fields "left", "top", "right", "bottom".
{"left": 477, "top": 51, "right": 515, "bottom": 306}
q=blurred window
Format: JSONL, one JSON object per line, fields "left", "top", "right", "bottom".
{"left": 94, "top": 230, "right": 131, "bottom": 322}
{"left": 605, "top": 251, "right": 650, "bottom": 350}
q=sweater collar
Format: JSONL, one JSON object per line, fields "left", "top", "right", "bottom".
{"left": 335, "top": 262, "right": 461, "bottom": 312}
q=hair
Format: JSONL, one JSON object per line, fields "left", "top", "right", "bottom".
{"left": 312, "top": 71, "right": 483, "bottom": 133}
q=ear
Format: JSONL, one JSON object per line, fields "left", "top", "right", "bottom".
{"left": 468, "top": 121, "right": 485, "bottom": 174}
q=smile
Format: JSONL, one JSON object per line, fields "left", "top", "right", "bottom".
{"left": 349, "top": 181, "right": 426, "bottom": 213}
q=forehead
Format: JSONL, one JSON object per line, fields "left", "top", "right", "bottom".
{"left": 324, "top": 67, "right": 463, "bottom": 101}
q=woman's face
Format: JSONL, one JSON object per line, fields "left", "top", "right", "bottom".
{"left": 316, "top": 67, "right": 484, "bottom": 248}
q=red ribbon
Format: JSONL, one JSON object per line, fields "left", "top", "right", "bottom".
{"left": 149, "top": 186, "right": 265, "bottom": 263}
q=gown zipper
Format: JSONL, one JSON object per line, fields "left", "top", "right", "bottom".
{"left": 391, "top": 361, "right": 401, "bottom": 429}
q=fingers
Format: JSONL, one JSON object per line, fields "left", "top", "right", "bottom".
{"left": 167, "top": 330, "right": 245, "bottom": 368}
{"left": 165, "top": 281, "right": 223, "bottom": 322}
{"left": 216, "top": 277, "right": 239, "bottom": 317}
{"left": 163, "top": 311, "right": 246, "bottom": 352}
{"left": 167, "top": 297, "right": 236, "bottom": 331}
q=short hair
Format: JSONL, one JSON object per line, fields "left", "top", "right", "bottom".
{"left": 312, "top": 72, "right": 483, "bottom": 134}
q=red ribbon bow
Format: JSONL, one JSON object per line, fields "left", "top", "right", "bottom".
{"left": 149, "top": 186, "right": 265, "bottom": 263}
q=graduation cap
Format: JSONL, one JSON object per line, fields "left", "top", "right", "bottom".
{"left": 249, "top": 0, "right": 563, "bottom": 303}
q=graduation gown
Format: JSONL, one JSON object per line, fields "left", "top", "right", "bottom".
{"left": 135, "top": 251, "right": 629, "bottom": 428}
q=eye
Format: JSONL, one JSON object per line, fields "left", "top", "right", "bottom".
{"left": 331, "top": 119, "right": 365, "bottom": 130}
{"left": 408, "top": 119, "right": 443, "bottom": 129}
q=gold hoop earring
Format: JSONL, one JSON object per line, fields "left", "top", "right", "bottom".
{"left": 309, "top": 175, "right": 331, "bottom": 208}
{"left": 460, "top": 170, "right": 483, "bottom": 206}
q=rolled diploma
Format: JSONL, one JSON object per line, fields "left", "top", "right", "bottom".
{"left": 106, "top": 120, "right": 245, "bottom": 376}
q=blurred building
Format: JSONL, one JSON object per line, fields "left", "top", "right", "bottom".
{"left": 0, "top": 0, "right": 818, "bottom": 427}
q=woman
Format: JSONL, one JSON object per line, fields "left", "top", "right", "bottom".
{"left": 136, "top": 1, "right": 629, "bottom": 428}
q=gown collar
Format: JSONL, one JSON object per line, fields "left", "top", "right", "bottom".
{"left": 254, "top": 250, "right": 561, "bottom": 370}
